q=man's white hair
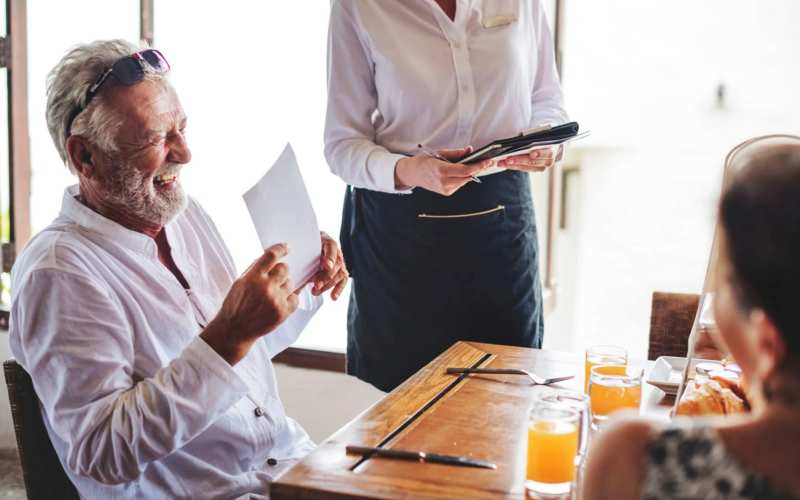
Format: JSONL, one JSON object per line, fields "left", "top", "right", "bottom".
{"left": 45, "top": 39, "right": 168, "bottom": 173}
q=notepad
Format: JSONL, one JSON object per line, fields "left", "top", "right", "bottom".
{"left": 456, "top": 121, "right": 588, "bottom": 164}
{"left": 243, "top": 143, "right": 321, "bottom": 289}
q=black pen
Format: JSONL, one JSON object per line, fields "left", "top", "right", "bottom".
{"left": 346, "top": 445, "right": 496, "bottom": 469}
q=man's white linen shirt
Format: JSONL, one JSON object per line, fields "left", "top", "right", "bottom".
{"left": 9, "top": 185, "right": 320, "bottom": 499}
{"left": 324, "top": 0, "right": 568, "bottom": 194}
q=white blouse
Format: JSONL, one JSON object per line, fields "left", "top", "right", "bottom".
{"left": 10, "top": 185, "right": 320, "bottom": 499}
{"left": 324, "top": 0, "right": 568, "bottom": 194}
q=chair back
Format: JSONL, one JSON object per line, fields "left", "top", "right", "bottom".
{"left": 647, "top": 292, "right": 700, "bottom": 360}
{"left": 3, "top": 359, "right": 79, "bottom": 500}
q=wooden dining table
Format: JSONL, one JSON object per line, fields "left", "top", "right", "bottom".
{"left": 270, "top": 341, "right": 669, "bottom": 499}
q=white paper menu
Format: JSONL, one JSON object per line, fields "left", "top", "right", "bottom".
{"left": 243, "top": 143, "right": 321, "bottom": 290}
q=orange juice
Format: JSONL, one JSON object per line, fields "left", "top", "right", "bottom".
{"left": 526, "top": 420, "right": 579, "bottom": 484}
{"left": 584, "top": 358, "right": 626, "bottom": 392}
{"left": 589, "top": 365, "right": 642, "bottom": 421}
{"left": 584, "top": 346, "right": 628, "bottom": 392}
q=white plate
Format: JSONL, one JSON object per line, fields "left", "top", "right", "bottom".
{"left": 646, "top": 356, "right": 722, "bottom": 395}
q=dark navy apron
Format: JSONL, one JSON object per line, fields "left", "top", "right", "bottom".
{"left": 340, "top": 170, "right": 543, "bottom": 392}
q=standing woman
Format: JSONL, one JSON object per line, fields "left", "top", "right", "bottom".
{"left": 325, "top": 0, "right": 568, "bottom": 391}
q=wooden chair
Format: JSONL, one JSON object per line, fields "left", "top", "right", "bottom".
{"left": 3, "top": 359, "right": 79, "bottom": 500}
{"left": 647, "top": 292, "right": 700, "bottom": 360}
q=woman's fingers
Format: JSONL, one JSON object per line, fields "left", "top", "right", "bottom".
{"left": 436, "top": 146, "right": 473, "bottom": 161}
{"left": 442, "top": 160, "right": 486, "bottom": 179}
{"left": 498, "top": 147, "right": 556, "bottom": 171}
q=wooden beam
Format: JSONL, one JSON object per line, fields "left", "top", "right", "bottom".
{"left": 140, "top": 0, "right": 154, "bottom": 46}
{"left": 8, "top": 0, "right": 31, "bottom": 253}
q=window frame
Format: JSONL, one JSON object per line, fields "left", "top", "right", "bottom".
{"left": 1, "top": 0, "right": 31, "bottom": 330}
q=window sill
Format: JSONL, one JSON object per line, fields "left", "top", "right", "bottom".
{"left": 273, "top": 346, "right": 345, "bottom": 373}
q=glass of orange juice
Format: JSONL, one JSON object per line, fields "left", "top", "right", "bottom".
{"left": 533, "top": 390, "right": 591, "bottom": 462}
{"left": 584, "top": 345, "right": 628, "bottom": 392}
{"left": 588, "top": 364, "right": 643, "bottom": 427}
{"left": 526, "top": 402, "right": 581, "bottom": 498}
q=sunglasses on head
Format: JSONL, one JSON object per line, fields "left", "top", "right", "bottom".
{"left": 65, "top": 49, "right": 170, "bottom": 139}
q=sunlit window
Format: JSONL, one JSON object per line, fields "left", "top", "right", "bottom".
{"left": 156, "top": 2, "right": 346, "bottom": 351}
{"left": 546, "top": 0, "right": 800, "bottom": 356}
{"left": 27, "top": 1, "right": 139, "bottom": 234}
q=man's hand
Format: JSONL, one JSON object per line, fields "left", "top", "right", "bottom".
{"left": 311, "top": 232, "right": 349, "bottom": 300}
{"left": 496, "top": 144, "right": 563, "bottom": 172}
{"left": 201, "top": 243, "right": 299, "bottom": 365}
{"left": 394, "top": 147, "right": 493, "bottom": 196}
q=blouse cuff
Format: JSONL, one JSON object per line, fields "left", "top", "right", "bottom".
{"left": 368, "top": 150, "right": 414, "bottom": 195}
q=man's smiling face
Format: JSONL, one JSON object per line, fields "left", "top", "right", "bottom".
{"left": 89, "top": 79, "right": 192, "bottom": 228}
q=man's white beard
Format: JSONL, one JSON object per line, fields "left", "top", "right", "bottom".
{"left": 103, "top": 160, "right": 187, "bottom": 227}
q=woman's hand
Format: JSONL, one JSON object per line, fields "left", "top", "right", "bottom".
{"left": 311, "top": 232, "right": 349, "bottom": 300}
{"left": 497, "top": 144, "right": 564, "bottom": 172}
{"left": 394, "top": 147, "right": 493, "bottom": 196}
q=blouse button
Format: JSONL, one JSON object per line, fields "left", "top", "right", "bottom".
{"left": 254, "top": 407, "right": 266, "bottom": 417}
{"left": 267, "top": 458, "right": 278, "bottom": 467}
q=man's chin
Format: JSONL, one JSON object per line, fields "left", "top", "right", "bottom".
{"left": 141, "top": 185, "right": 187, "bottom": 227}
{"left": 154, "top": 190, "right": 188, "bottom": 226}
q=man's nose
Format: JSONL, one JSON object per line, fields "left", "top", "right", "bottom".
{"left": 168, "top": 132, "right": 192, "bottom": 164}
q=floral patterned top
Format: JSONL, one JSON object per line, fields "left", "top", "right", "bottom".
{"left": 642, "top": 423, "right": 798, "bottom": 500}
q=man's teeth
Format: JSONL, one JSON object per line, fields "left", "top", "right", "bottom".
{"left": 154, "top": 174, "right": 178, "bottom": 184}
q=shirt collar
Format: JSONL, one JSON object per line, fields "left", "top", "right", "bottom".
{"left": 60, "top": 184, "right": 177, "bottom": 258}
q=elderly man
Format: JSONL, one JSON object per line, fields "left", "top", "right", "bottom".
{"left": 8, "top": 39, "right": 348, "bottom": 499}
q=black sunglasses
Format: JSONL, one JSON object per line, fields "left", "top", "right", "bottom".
{"left": 65, "top": 49, "right": 170, "bottom": 139}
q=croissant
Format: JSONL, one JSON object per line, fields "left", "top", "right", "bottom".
{"left": 708, "top": 370, "right": 751, "bottom": 410}
{"left": 676, "top": 378, "right": 746, "bottom": 416}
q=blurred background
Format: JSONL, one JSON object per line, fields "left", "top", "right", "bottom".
{"left": 0, "top": 0, "right": 798, "bottom": 471}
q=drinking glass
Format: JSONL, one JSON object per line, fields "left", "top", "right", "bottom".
{"left": 588, "top": 364, "right": 643, "bottom": 427}
{"left": 533, "top": 389, "right": 591, "bottom": 462}
{"left": 584, "top": 345, "right": 628, "bottom": 392}
{"left": 526, "top": 401, "right": 581, "bottom": 498}
{"left": 533, "top": 390, "right": 592, "bottom": 499}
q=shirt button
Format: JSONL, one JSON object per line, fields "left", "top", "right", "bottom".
{"left": 254, "top": 407, "right": 265, "bottom": 417}
{"left": 267, "top": 458, "right": 278, "bottom": 467}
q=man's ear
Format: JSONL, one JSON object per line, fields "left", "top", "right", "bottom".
{"left": 66, "top": 135, "right": 96, "bottom": 177}
{"left": 750, "top": 309, "right": 787, "bottom": 381}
